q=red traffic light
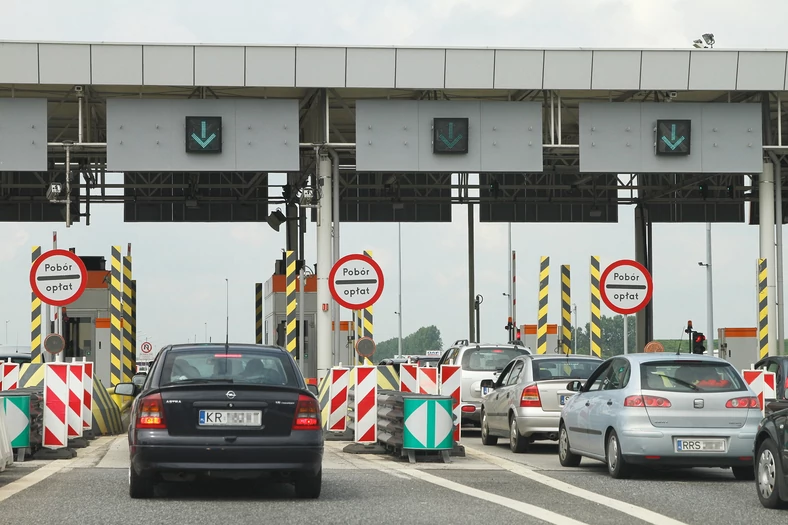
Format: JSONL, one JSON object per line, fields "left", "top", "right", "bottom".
{"left": 515, "top": 329, "right": 521, "bottom": 339}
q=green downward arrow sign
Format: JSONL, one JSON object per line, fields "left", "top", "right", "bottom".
{"left": 438, "top": 122, "right": 463, "bottom": 149}
{"left": 191, "top": 121, "right": 217, "bottom": 148}
{"left": 661, "top": 124, "right": 686, "bottom": 150}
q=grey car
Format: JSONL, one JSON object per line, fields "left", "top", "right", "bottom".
{"left": 558, "top": 353, "right": 762, "bottom": 480}
{"left": 436, "top": 341, "right": 531, "bottom": 426}
{"left": 479, "top": 354, "right": 602, "bottom": 453}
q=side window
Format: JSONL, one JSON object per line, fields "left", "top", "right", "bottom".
{"left": 506, "top": 362, "right": 524, "bottom": 386}
{"left": 438, "top": 348, "right": 455, "bottom": 367}
{"left": 584, "top": 362, "right": 613, "bottom": 392}
{"left": 766, "top": 362, "right": 780, "bottom": 374}
{"left": 603, "top": 359, "right": 631, "bottom": 390}
{"left": 496, "top": 361, "right": 516, "bottom": 387}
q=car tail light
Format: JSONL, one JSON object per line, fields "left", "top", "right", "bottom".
{"left": 726, "top": 396, "right": 759, "bottom": 409}
{"left": 292, "top": 394, "right": 321, "bottom": 430}
{"left": 624, "top": 395, "right": 671, "bottom": 408}
{"left": 137, "top": 393, "right": 167, "bottom": 429}
{"left": 520, "top": 385, "right": 541, "bottom": 407}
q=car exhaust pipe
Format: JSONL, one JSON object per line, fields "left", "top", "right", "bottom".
{"left": 548, "top": 433, "right": 557, "bottom": 440}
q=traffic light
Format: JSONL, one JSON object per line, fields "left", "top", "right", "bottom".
{"left": 698, "top": 183, "right": 709, "bottom": 199}
{"left": 282, "top": 184, "right": 293, "bottom": 203}
{"left": 515, "top": 328, "right": 521, "bottom": 340}
{"left": 692, "top": 332, "right": 706, "bottom": 354}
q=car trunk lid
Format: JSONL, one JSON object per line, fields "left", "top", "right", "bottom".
{"left": 535, "top": 379, "right": 577, "bottom": 412}
{"left": 159, "top": 384, "right": 301, "bottom": 437}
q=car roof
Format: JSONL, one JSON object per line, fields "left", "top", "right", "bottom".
{"left": 618, "top": 352, "right": 729, "bottom": 364}
{"left": 529, "top": 354, "right": 602, "bottom": 361}
{"left": 167, "top": 343, "right": 286, "bottom": 353}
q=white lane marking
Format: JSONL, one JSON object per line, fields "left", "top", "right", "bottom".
{"left": 465, "top": 447, "right": 689, "bottom": 525}
{"left": 0, "top": 437, "right": 115, "bottom": 503}
{"left": 351, "top": 454, "right": 588, "bottom": 525}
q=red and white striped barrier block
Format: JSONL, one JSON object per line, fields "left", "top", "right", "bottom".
{"left": 67, "top": 362, "right": 84, "bottom": 438}
{"left": 439, "top": 364, "right": 462, "bottom": 442}
{"left": 327, "top": 367, "right": 350, "bottom": 432}
{"left": 418, "top": 366, "right": 438, "bottom": 395}
{"left": 354, "top": 365, "right": 377, "bottom": 443}
{"left": 399, "top": 364, "right": 418, "bottom": 393}
{"left": 742, "top": 369, "right": 777, "bottom": 415}
{"left": 43, "top": 363, "right": 69, "bottom": 449}
{"left": 1, "top": 362, "right": 19, "bottom": 390}
{"left": 82, "top": 360, "right": 94, "bottom": 430}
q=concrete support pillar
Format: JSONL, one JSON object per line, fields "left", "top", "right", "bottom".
{"left": 316, "top": 152, "right": 334, "bottom": 381}
{"left": 760, "top": 161, "right": 778, "bottom": 356}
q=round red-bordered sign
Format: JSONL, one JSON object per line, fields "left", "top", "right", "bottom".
{"left": 328, "top": 253, "right": 385, "bottom": 310}
{"left": 599, "top": 259, "right": 653, "bottom": 315}
{"left": 140, "top": 341, "right": 153, "bottom": 354}
{"left": 29, "top": 249, "right": 88, "bottom": 307}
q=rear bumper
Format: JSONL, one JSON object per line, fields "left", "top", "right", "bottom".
{"left": 461, "top": 402, "right": 482, "bottom": 423}
{"left": 130, "top": 430, "right": 323, "bottom": 477}
{"left": 618, "top": 425, "right": 757, "bottom": 467}
{"left": 514, "top": 408, "right": 562, "bottom": 439}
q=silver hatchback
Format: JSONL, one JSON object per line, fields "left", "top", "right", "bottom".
{"left": 558, "top": 353, "right": 762, "bottom": 479}
{"left": 479, "top": 354, "right": 602, "bottom": 452}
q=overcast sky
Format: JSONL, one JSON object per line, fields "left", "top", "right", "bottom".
{"left": 1, "top": 1, "right": 787, "bottom": 353}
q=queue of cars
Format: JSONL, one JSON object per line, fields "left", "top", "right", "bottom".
{"left": 464, "top": 344, "right": 788, "bottom": 510}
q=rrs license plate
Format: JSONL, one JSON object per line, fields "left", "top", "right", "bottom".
{"left": 198, "top": 410, "right": 262, "bottom": 427}
{"left": 675, "top": 438, "right": 726, "bottom": 452}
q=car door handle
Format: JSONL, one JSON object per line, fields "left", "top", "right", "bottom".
{"left": 607, "top": 400, "right": 613, "bottom": 406}
{"left": 585, "top": 401, "right": 590, "bottom": 406}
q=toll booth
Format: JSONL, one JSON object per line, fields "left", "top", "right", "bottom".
{"left": 519, "top": 324, "right": 559, "bottom": 353}
{"left": 718, "top": 327, "right": 759, "bottom": 370}
{"left": 52, "top": 255, "right": 113, "bottom": 386}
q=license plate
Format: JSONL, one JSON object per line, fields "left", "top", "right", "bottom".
{"left": 481, "top": 387, "right": 492, "bottom": 396}
{"left": 198, "top": 410, "right": 262, "bottom": 427}
{"left": 675, "top": 438, "right": 726, "bottom": 452}
{"left": 559, "top": 394, "right": 574, "bottom": 406}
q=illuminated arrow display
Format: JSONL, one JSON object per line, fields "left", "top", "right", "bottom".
{"left": 433, "top": 117, "right": 469, "bottom": 154}
{"left": 185, "top": 116, "right": 222, "bottom": 154}
{"left": 655, "top": 119, "right": 691, "bottom": 156}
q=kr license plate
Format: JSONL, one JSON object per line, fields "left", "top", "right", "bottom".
{"left": 675, "top": 438, "right": 726, "bottom": 452}
{"left": 559, "top": 394, "right": 574, "bottom": 406}
{"left": 198, "top": 410, "right": 262, "bottom": 427}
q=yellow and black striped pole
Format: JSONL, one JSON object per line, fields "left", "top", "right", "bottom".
{"left": 363, "top": 250, "right": 375, "bottom": 365}
{"left": 255, "top": 283, "right": 263, "bottom": 344}
{"left": 122, "top": 250, "right": 134, "bottom": 382}
{"left": 590, "top": 256, "right": 602, "bottom": 358}
{"left": 31, "top": 246, "right": 43, "bottom": 363}
{"left": 285, "top": 251, "right": 297, "bottom": 358}
{"left": 561, "top": 265, "right": 571, "bottom": 354}
{"left": 109, "top": 246, "right": 123, "bottom": 385}
{"left": 130, "top": 279, "right": 137, "bottom": 373}
{"left": 537, "top": 256, "right": 549, "bottom": 354}
{"left": 758, "top": 258, "right": 769, "bottom": 360}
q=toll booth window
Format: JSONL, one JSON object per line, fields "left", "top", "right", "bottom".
{"left": 462, "top": 347, "right": 528, "bottom": 371}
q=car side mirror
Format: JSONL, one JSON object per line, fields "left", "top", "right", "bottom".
{"left": 115, "top": 383, "right": 137, "bottom": 397}
{"left": 306, "top": 384, "right": 319, "bottom": 396}
{"left": 480, "top": 379, "right": 495, "bottom": 390}
{"left": 567, "top": 380, "right": 583, "bottom": 392}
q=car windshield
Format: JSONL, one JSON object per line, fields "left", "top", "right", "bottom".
{"left": 640, "top": 360, "right": 746, "bottom": 393}
{"left": 532, "top": 358, "right": 600, "bottom": 380}
{"left": 159, "top": 348, "right": 299, "bottom": 388}
{"left": 462, "top": 347, "right": 528, "bottom": 371}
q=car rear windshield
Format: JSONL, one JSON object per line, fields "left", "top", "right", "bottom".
{"left": 640, "top": 360, "right": 746, "bottom": 393}
{"left": 159, "top": 348, "right": 299, "bottom": 387}
{"left": 462, "top": 347, "right": 528, "bottom": 371}
{"left": 532, "top": 359, "right": 600, "bottom": 380}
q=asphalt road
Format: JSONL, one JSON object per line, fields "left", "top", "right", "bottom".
{"left": 0, "top": 431, "right": 782, "bottom": 525}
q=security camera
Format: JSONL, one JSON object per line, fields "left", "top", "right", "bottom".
{"left": 47, "top": 183, "right": 63, "bottom": 200}
{"left": 669, "top": 91, "right": 678, "bottom": 99}
{"left": 74, "top": 86, "right": 83, "bottom": 92}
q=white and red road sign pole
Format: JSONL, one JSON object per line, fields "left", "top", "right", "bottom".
{"left": 81, "top": 359, "right": 94, "bottom": 430}
{"left": 327, "top": 367, "right": 350, "bottom": 432}
{"left": 743, "top": 369, "right": 777, "bottom": 415}
{"left": 399, "top": 364, "right": 418, "bottom": 393}
{"left": 439, "top": 365, "right": 462, "bottom": 442}
{"left": 418, "top": 367, "right": 438, "bottom": 395}
{"left": 354, "top": 365, "right": 377, "bottom": 443}
{"left": 66, "top": 362, "right": 84, "bottom": 439}
{"left": 43, "top": 363, "right": 69, "bottom": 449}
{"left": 1, "top": 362, "right": 19, "bottom": 391}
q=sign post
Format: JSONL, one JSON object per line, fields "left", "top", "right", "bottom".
{"left": 599, "top": 259, "right": 653, "bottom": 353}
{"left": 29, "top": 249, "right": 87, "bottom": 362}
{"left": 329, "top": 253, "right": 385, "bottom": 311}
